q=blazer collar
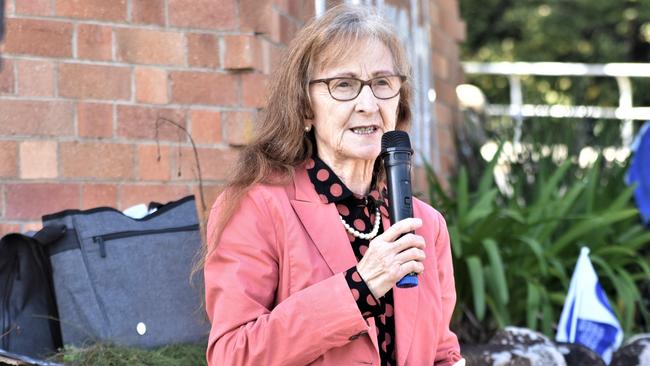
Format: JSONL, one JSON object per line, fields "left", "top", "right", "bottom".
{"left": 290, "top": 166, "right": 357, "bottom": 274}
{"left": 291, "top": 166, "right": 419, "bottom": 364}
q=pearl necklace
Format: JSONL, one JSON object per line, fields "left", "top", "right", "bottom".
{"left": 340, "top": 206, "right": 381, "bottom": 240}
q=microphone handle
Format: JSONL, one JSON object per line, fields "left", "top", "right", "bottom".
{"left": 384, "top": 150, "right": 418, "bottom": 288}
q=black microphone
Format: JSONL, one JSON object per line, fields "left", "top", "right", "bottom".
{"left": 381, "top": 130, "right": 418, "bottom": 288}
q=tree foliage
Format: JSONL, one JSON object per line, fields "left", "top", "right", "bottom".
{"left": 459, "top": 0, "right": 650, "bottom": 149}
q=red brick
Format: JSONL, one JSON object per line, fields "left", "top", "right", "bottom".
{"left": 16, "top": 0, "right": 52, "bottom": 16}
{"left": 59, "top": 63, "right": 130, "bottom": 100}
{"left": 240, "top": 0, "right": 273, "bottom": 34}
{"left": 190, "top": 110, "right": 221, "bottom": 144}
{"left": 174, "top": 147, "right": 238, "bottom": 181}
{"left": 17, "top": 59, "right": 55, "bottom": 96}
{"left": 0, "top": 100, "right": 74, "bottom": 136}
{"left": 4, "top": 0, "right": 14, "bottom": 16}
{"left": 77, "top": 24, "right": 113, "bottom": 61}
{"left": 434, "top": 79, "right": 458, "bottom": 106}
{"left": 241, "top": 73, "right": 268, "bottom": 108}
{"left": 81, "top": 184, "right": 118, "bottom": 209}
{"left": 22, "top": 222, "right": 44, "bottom": 233}
{"left": 223, "top": 111, "right": 256, "bottom": 146}
{"left": 294, "top": 0, "right": 314, "bottom": 22}
{"left": 138, "top": 144, "right": 171, "bottom": 181}
{"left": 117, "top": 105, "right": 187, "bottom": 141}
{"left": 435, "top": 103, "right": 452, "bottom": 131}
{"left": 19, "top": 141, "right": 58, "bottom": 179}
{"left": 278, "top": 14, "right": 299, "bottom": 45}
{"left": 223, "top": 35, "right": 261, "bottom": 71}
{"left": 135, "top": 67, "right": 168, "bottom": 104}
{"left": 56, "top": 0, "right": 126, "bottom": 21}
{"left": 3, "top": 19, "right": 72, "bottom": 58}
{"left": 0, "top": 224, "right": 21, "bottom": 237}
{"left": 169, "top": 0, "right": 237, "bottom": 30}
{"left": 187, "top": 33, "right": 219, "bottom": 68}
{"left": 78, "top": 103, "right": 113, "bottom": 138}
{"left": 116, "top": 28, "right": 184, "bottom": 66}
{"left": 265, "top": 40, "right": 284, "bottom": 74}
{"left": 132, "top": 0, "right": 165, "bottom": 25}
{"left": 60, "top": 142, "right": 134, "bottom": 179}
{"left": 432, "top": 53, "right": 449, "bottom": 81}
{"left": 0, "top": 141, "right": 18, "bottom": 178}
{"left": 170, "top": 71, "right": 237, "bottom": 105}
{"left": 0, "top": 58, "right": 14, "bottom": 94}
{"left": 192, "top": 183, "right": 224, "bottom": 221}
{"left": 119, "top": 184, "right": 190, "bottom": 210}
{"left": 5, "top": 183, "right": 80, "bottom": 220}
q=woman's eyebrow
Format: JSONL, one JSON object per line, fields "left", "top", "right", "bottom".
{"left": 328, "top": 70, "right": 395, "bottom": 78}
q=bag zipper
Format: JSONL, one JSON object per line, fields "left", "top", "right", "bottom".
{"left": 92, "top": 224, "right": 199, "bottom": 258}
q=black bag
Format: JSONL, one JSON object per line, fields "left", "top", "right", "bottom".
{"left": 41, "top": 195, "right": 210, "bottom": 348}
{"left": 0, "top": 226, "right": 65, "bottom": 358}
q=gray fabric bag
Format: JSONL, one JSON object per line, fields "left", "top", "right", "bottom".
{"left": 41, "top": 196, "right": 209, "bottom": 348}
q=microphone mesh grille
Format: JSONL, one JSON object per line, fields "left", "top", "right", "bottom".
{"left": 381, "top": 130, "right": 411, "bottom": 152}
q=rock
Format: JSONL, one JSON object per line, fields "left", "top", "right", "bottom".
{"left": 556, "top": 342, "right": 605, "bottom": 366}
{"left": 611, "top": 333, "right": 650, "bottom": 366}
{"left": 462, "top": 327, "right": 566, "bottom": 366}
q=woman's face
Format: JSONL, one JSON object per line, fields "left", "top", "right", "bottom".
{"left": 308, "top": 39, "right": 400, "bottom": 165}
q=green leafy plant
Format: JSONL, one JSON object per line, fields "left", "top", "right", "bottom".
{"left": 426, "top": 147, "right": 650, "bottom": 344}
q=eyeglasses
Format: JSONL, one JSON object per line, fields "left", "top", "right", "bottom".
{"left": 309, "top": 75, "right": 406, "bottom": 101}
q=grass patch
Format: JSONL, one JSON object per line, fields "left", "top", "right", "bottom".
{"left": 51, "top": 343, "right": 207, "bottom": 366}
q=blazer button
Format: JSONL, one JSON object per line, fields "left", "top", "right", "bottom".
{"left": 348, "top": 331, "right": 367, "bottom": 341}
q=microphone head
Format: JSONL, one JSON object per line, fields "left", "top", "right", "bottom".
{"left": 381, "top": 130, "right": 412, "bottom": 154}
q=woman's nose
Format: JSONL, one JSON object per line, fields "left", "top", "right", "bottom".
{"left": 355, "top": 84, "right": 379, "bottom": 113}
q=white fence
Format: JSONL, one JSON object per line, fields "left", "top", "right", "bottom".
{"left": 462, "top": 62, "right": 650, "bottom": 145}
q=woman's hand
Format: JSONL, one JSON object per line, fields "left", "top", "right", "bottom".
{"left": 356, "top": 217, "right": 426, "bottom": 299}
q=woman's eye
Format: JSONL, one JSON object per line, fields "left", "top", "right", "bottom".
{"left": 374, "top": 78, "right": 390, "bottom": 86}
{"left": 334, "top": 80, "right": 353, "bottom": 88}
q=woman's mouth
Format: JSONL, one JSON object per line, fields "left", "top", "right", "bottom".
{"left": 351, "top": 126, "right": 377, "bottom": 135}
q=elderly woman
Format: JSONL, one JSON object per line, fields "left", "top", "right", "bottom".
{"left": 204, "top": 4, "right": 462, "bottom": 365}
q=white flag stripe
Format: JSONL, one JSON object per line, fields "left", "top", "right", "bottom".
{"left": 556, "top": 247, "right": 623, "bottom": 365}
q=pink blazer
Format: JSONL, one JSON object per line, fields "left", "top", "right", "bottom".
{"left": 205, "top": 167, "right": 461, "bottom": 365}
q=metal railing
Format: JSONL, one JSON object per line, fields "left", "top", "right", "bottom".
{"left": 462, "top": 62, "right": 650, "bottom": 145}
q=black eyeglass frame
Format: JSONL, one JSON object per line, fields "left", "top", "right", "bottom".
{"left": 309, "top": 75, "right": 407, "bottom": 101}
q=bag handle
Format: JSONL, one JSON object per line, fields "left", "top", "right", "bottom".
{"left": 33, "top": 225, "right": 66, "bottom": 246}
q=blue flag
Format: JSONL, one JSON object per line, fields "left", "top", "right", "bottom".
{"left": 555, "top": 247, "right": 623, "bottom": 364}
{"left": 626, "top": 121, "right": 650, "bottom": 225}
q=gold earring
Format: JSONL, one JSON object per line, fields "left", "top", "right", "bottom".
{"left": 304, "top": 125, "right": 312, "bottom": 132}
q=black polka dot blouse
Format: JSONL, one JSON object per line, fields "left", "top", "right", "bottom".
{"left": 306, "top": 155, "right": 396, "bottom": 365}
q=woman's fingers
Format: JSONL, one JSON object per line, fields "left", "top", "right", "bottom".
{"left": 379, "top": 217, "right": 422, "bottom": 243}
{"left": 392, "top": 233, "right": 426, "bottom": 253}
{"left": 398, "top": 260, "right": 425, "bottom": 276}
{"left": 394, "top": 246, "right": 426, "bottom": 264}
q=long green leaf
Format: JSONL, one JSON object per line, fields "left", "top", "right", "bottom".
{"left": 519, "top": 236, "right": 549, "bottom": 276}
{"left": 550, "top": 209, "right": 640, "bottom": 255}
{"left": 482, "top": 239, "right": 509, "bottom": 304}
{"left": 466, "top": 256, "right": 486, "bottom": 321}
{"left": 449, "top": 225, "right": 462, "bottom": 258}
{"left": 465, "top": 189, "right": 498, "bottom": 226}
{"left": 526, "top": 282, "right": 541, "bottom": 330}
{"left": 457, "top": 167, "right": 469, "bottom": 226}
{"left": 583, "top": 156, "right": 601, "bottom": 213}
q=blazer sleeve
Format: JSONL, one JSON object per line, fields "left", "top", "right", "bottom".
{"left": 204, "top": 188, "right": 370, "bottom": 366}
{"left": 432, "top": 210, "right": 463, "bottom": 365}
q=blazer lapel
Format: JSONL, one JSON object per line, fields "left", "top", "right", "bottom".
{"left": 289, "top": 167, "right": 357, "bottom": 274}
{"left": 382, "top": 214, "right": 420, "bottom": 366}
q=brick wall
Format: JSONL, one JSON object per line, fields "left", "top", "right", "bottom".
{"left": 0, "top": 0, "right": 464, "bottom": 234}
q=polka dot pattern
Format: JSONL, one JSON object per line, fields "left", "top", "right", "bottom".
{"left": 316, "top": 169, "right": 330, "bottom": 181}
{"left": 309, "top": 155, "right": 394, "bottom": 366}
